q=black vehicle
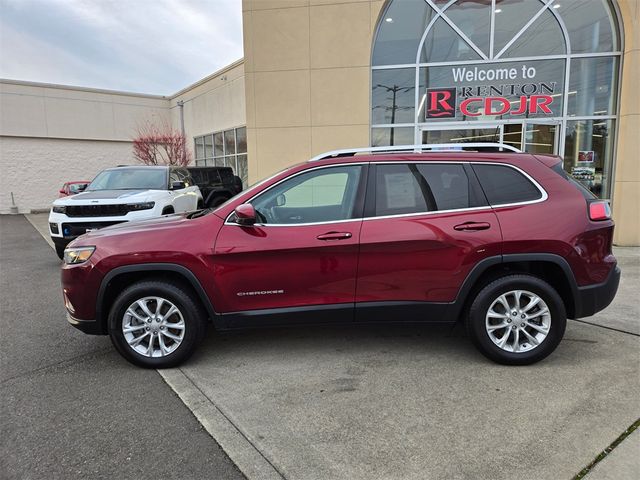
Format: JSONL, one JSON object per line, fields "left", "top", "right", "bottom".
{"left": 187, "top": 166, "right": 243, "bottom": 208}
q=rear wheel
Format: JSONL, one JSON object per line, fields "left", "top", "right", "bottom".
{"left": 467, "top": 274, "right": 566, "bottom": 365}
{"left": 108, "top": 280, "right": 206, "bottom": 368}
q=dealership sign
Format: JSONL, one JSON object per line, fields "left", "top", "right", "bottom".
{"left": 425, "top": 64, "right": 558, "bottom": 119}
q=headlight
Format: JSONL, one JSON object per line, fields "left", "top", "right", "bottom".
{"left": 52, "top": 205, "right": 66, "bottom": 214}
{"left": 64, "top": 246, "right": 95, "bottom": 264}
{"left": 127, "top": 202, "right": 155, "bottom": 211}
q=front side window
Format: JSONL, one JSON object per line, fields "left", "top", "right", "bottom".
{"left": 250, "top": 166, "right": 362, "bottom": 225}
{"left": 374, "top": 163, "right": 476, "bottom": 216}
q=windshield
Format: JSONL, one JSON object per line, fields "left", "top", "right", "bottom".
{"left": 88, "top": 169, "right": 167, "bottom": 191}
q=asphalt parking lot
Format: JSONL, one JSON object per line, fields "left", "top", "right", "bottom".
{"left": 4, "top": 213, "right": 639, "bottom": 479}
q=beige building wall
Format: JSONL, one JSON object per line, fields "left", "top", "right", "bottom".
{"left": 170, "top": 60, "right": 246, "bottom": 147}
{"left": 242, "top": 0, "right": 384, "bottom": 183}
{"left": 0, "top": 80, "right": 170, "bottom": 213}
{"left": 613, "top": 0, "right": 640, "bottom": 246}
{"left": 243, "top": 0, "right": 639, "bottom": 246}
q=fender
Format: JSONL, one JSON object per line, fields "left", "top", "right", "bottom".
{"left": 96, "top": 263, "right": 219, "bottom": 331}
{"left": 449, "top": 253, "right": 580, "bottom": 319}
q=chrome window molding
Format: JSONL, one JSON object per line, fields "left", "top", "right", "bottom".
{"left": 224, "top": 161, "right": 548, "bottom": 227}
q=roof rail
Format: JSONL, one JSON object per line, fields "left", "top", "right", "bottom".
{"left": 309, "top": 142, "right": 522, "bottom": 162}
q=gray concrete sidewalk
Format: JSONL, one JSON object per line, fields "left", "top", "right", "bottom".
{"left": 23, "top": 213, "right": 640, "bottom": 480}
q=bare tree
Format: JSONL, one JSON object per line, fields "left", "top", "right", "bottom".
{"left": 132, "top": 121, "right": 191, "bottom": 166}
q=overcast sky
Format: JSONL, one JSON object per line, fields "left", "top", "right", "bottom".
{"left": 0, "top": 0, "right": 244, "bottom": 95}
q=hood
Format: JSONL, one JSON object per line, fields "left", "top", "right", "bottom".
{"left": 54, "top": 190, "right": 155, "bottom": 205}
{"left": 81, "top": 212, "right": 193, "bottom": 240}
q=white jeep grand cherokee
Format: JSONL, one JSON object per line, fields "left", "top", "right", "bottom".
{"left": 49, "top": 165, "right": 203, "bottom": 258}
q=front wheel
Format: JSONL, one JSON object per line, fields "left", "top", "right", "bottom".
{"left": 108, "top": 280, "right": 206, "bottom": 368}
{"left": 467, "top": 274, "right": 566, "bottom": 365}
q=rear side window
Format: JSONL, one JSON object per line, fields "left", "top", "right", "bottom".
{"left": 374, "top": 163, "right": 477, "bottom": 216}
{"left": 472, "top": 164, "right": 542, "bottom": 206}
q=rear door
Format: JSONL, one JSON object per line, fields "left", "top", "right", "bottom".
{"left": 213, "top": 164, "right": 367, "bottom": 321}
{"left": 355, "top": 161, "right": 502, "bottom": 321}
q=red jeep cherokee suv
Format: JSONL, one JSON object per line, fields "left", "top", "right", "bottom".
{"left": 61, "top": 144, "right": 620, "bottom": 368}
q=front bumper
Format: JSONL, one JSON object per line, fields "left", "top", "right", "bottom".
{"left": 573, "top": 266, "right": 621, "bottom": 319}
{"left": 67, "top": 312, "right": 103, "bottom": 335}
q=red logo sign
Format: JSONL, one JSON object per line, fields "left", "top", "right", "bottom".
{"left": 425, "top": 88, "right": 457, "bottom": 118}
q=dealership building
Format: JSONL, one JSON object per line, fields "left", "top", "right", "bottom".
{"left": 0, "top": 0, "right": 638, "bottom": 245}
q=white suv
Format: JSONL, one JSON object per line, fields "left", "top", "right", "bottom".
{"left": 49, "top": 165, "right": 203, "bottom": 258}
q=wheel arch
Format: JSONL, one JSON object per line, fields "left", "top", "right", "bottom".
{"left": 96, "top": 263, "right": 219, "bottom": 333}
{"left": 452, "top": 254, "right": 580, "bottom": 321}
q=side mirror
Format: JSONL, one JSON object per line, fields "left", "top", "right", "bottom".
{"left": 171, "top": 181, "right": 186, "bottom": 190}
{"left": 275, "top": 193, "right": 286, "bottom": 207}
{"left": 59, "top": 189, "right": 66, "bottom": 194}
{"left": 234, "top": 203, "right": 256, "bottom": 226}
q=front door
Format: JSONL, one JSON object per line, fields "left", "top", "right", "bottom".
{"left": 213, "top": 164, "right": 366, "bottom": 321}
{"left": 355, "top": 161, "right": 502, "bottom": 321}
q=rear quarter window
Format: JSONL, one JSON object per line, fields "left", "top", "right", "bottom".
{"left": 472, "top": 164, "right": 542, "bottom": 206}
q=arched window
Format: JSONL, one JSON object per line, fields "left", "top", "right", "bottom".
{"left": 371, "top": 0, "right": 622, "bottom": 199}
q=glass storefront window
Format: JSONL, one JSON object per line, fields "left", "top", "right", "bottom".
{"left": 568, "top": 57, "right": 618, "bottom": 117}
{"left": 556, "top": 0, "right": 619, "bottom": 54}
{"left": 564, "top": 119, "right": 615, "bottom": 198}
{"left": 372, "top": 0, "right": 433, "bottom": 66}
{"left": 224, "top": 130, "right": 236, "bottom": 155}
{"left": 204, "top": 134, "right": 213, "bottom": 158}
{"left": 371, "top": 0, "right": 621, "bottom": 199}
{"left": 214, "top": 132, "right": 224, "bottom": 157}
{"left": 372, "top": 127, "right": 414, "bottom": 147}
{"left": 500, "top": 9, "right": 565, "bottom": 58}
{"left": 372, "top": 69, "right": 415, "bottom": 125}
{"left": 236, "top": 127, "right": 247, "bottom": 154}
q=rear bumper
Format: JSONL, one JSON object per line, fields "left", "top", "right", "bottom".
{"left": 573, "top": 266, "right": 621, "bottom": 319}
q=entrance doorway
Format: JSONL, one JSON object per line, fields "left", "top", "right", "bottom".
{"left": 421, "top": 121, "right": 559, "bottom": 155}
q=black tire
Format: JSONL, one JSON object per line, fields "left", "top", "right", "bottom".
{"left": 55, "top": 244, "right": 65, "bottom": 260}
{"left": 467, "top": 274, "right": 566, "bottom": 365}
{"left": 108, "top": 280, "right": 206, "bottom": 368}
{"left": 207, "top": 195, "right": 229, "bottom": 208}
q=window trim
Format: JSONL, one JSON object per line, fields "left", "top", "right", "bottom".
{"left": 225, "top": 161, "right": 548, "bottom": 226}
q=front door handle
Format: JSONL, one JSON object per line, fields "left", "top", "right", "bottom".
{"left": 453, "top": 222, "right": 491, "bottom": 231}
{"left": 317, "top": 232, "right": 353, "bottom": 241}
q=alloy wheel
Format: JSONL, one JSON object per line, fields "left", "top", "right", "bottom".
{"left": 121, "top": 296, "right": 185, "bottom": 357}
{"left": 485, "top": 290, "right": 551, "bottom": 353}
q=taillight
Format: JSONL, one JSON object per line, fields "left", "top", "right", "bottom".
{"left": 589, "top": 201, "right": 612, "bottom": 221}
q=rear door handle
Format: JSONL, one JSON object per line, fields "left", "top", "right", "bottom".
{"left": 453, "top": 222, "right": 491, "bottom": 231}
{"left": 317, "top": 232, "right": 353, "bottom": 241}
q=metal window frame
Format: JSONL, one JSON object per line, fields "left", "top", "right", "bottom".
{"left": 369, "top": 0, "right": 623, "bottom": 201}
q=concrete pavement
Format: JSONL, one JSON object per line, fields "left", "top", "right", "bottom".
{"left": 21, "top": 213, "right": 640, "bottom": 479}
{"left": 1, "top": 215, "right": 245, "bottom": 480}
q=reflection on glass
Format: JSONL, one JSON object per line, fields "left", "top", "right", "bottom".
{"left": 214, "top": 132, "right": 224, "bottom": 156}
{"left": 422, "top": 127, "right": 500, "bottom": 144}
{"left": 568, "top": 57, "right": 618, "bottom": 116}
{"left": 372, "top": 0, "right": 433, "bottom": 65}
{"left": 435, "top": 1, "right": 491, "bottom": 57}
{"left": 564, "top": 119, "right": 615, "bottom": 198}
{"left": 371, "top": 127, "right": 414, "bottom": 146}
{"left": 556, "top": 0, "right": 618, "bottom": 53}
{"left": 204, "top": 134, "right": 213, "bottom": 158}
{"left": 524, "top": 124, "right": 556, "bottom": 155}
{"left": 502, "top": 123, "right": 522, "bottom": 150}
{"left": 421, "top": 18, "right": 482, "bottom": 63}
{"left": 224, "top": 130, "right": 236, "bottom": 155}
{"left": 236, "top": 127, "right": 247, "bottom": 154}
{"left": 500, "top": 9, "right": 565, "bottom": 58}
{"left": 493, "top": 0, "right": 545, "bottom": 56}
{"left": 372, "top": 69, "right": 416, "bottom": 125}
{"left": 195, "top": 137, "right": 204, "bottom": 159}
{"left": 237, "top": 154, "right": 248, "bottom": 185}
